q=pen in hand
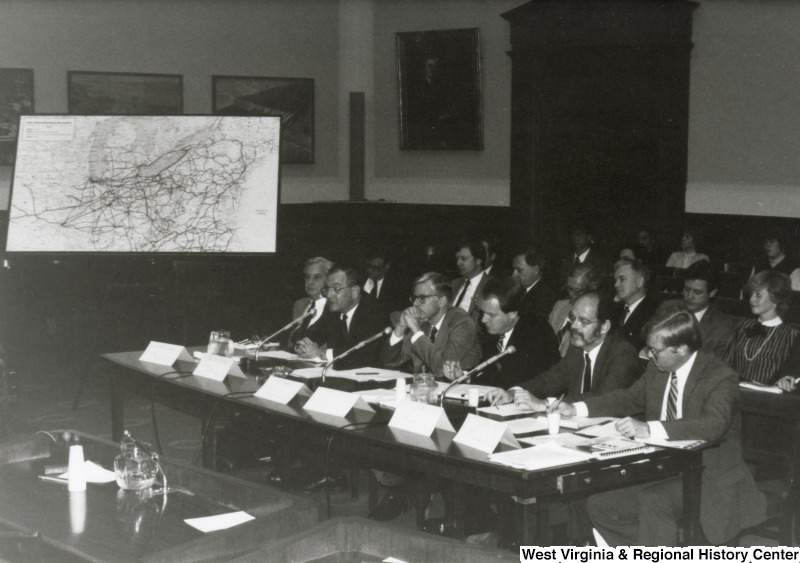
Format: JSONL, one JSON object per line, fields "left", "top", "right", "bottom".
{"left": 548, "top": 394, "right": 564, "bottom": 414}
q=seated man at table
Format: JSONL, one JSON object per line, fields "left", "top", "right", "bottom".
{"left": 612, "top": 257, "right": 661, "bottom": 352}
{"left": 382, "top": 271, "right": 481, "bottom": 379}
{"left": 557, "top": 306, "right": 765, "bottom": 546}
{"left": 477, "top": 276, "right": 559, "bottom": 389}
{"left": 296, "top": 265, "right": 389, "bottom": 370}
{"left": 288, "top": 256, "right": 333, "bottom": 346}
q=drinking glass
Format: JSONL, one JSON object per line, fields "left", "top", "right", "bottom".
{"left": 208, "top": 330, "right": 234, "bottom": 357}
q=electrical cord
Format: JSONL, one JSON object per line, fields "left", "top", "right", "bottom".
{"left": 149, "top": 370, "right": 195, "bottom": 455}
{"left": 192, "top": 391, "right": 255, "bottom": 466}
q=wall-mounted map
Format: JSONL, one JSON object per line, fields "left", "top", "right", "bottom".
{"left": 6, "top": 115, "right": 280, "bottom": 253}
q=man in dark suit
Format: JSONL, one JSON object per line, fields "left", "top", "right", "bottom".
{"left": 512, "top": 247, "right": 558, "bottom": 321}
{"left": 475, "top": 276, "right": 559, "bottom": 389}
{"left": 612, "top": 258, "right": 661, "bottom": 351}
{"left": 382, "top": 272, "right": 481, "bottom": 378}
{"left": 559, "top": 306, "right": 765, "bottom": 546}
{"left": 362, "top": 247, "right": 407, "bottom": 315}
{"left": 658, "top": 260, "right": 734, "bottom": 360}
{"left": 288, "top": 256, "right": 333, "bottom": 347}
{"left": 487, "top": 291, "right": 642, "bottom": 407}
{"left": 297, "top": 265, "right": 389, "bottom": 370}
{"left": 561, "top": 224, "right": 610, "bottom": 279}
{"left": 450, "top": 239, "right": 491, "bottom": 325}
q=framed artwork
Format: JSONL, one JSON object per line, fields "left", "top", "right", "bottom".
{"left": 67, "top": 71, "right": 183, "bottom": 115}
{"left": 212, "top": 75, "right": 314, "bottom": 164}
{"left": 396, "top": 28, "right": 483, "bottom": 150}
{"left": 0, "top": 68, "right": 34, "bottom": 165}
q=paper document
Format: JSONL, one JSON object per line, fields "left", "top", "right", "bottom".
{"left": 519, "top": 433, "right": 592, "bottom": 448}
{"left": 56, "top": 460, "right": 116, "bottom": 484}
{"left": 505, "top": 416, "right": 549, "bottom": 435}
{"left": 184, "top": 511, "right": 255, "bottom": 533}
{"left": 641, "top": 437, "right": 705, "bottom": 450}
{"left": 353, "top": 388, "right": 396, "bottom": 404}
{"left": 488, "top": 441, "right": 595, "bottom": 471}
{"left": 559, "top": 416, "right": 616, "bottom": 430}
{"left": 477, "top": 403, "right": 535, "bottom": 418}
{"left": 576, "top": 420, "right": 623, "bottom": 438}
{"left": 292, "top": 366, "right": 406, "bottom": 381}
{"left": 739, "top": 381, "right": 782, "bottom": 394}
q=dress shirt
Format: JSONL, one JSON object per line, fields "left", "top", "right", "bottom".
{"left": 623, "top": 295, "right": 645, "bottom": 324}
{"left": 363, "top": 277, "right": 384, "bottom": 299}
{"left": 693, "top": 306, "right": 708, "bottom": 323}
{"left": 574, "top": 248, "right": 590, "bottom": 264}
{"left": 583, "top": 340, "right": 603, "bottom": 387}
{"left": 307, "top": 296, "right": 326, "bottom": 327}
{"left": 498, "top": 325, "right": 516, "bottom": 352}
{"left": 325, "top": 303, "right": 359, "bottom": 361}
{"left": 455, "top": 271, "right": 484, "bottom": 313}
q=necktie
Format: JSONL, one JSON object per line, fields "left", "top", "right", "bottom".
{"left": 496, "top": 335, "right": 505, "bottom": 371}
{"left": 339, "top": 314, "right": 349, "bottom": 339}
{"left": 429, "top": 326, "right": 438, "bottom": 343}
{"left": 623, "top": 305, "right": 631, "bottom": 324}
{"left": 582, "top": 352, "right": 592, "bottom": 394}
{"left": 666, "top": 372, "right": 678, "bottom": 421}
{"left": 454, "top": 279, "right": 470, "bottom": 308}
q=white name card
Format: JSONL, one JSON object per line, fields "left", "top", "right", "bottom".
{"left": 303, "top": 386, "right": 375, "bottom": 417}
{"left": 139, "top": 341, "right": 195, "bottom": 366}
{"left": 388, "top": 401, "right": 454, "bottom": 437}
{"left": 255, "top": 376, "right": 311, "bottom": 404}
{"left": 192, "top": 354, "right": 246, "bottom": 381}
{"left": 453, "top": 413, "right": 520, "bottom": 454}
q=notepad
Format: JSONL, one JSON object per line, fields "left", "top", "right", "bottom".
{"left": 641, "top": 437, "right": 705, "bottom": 450}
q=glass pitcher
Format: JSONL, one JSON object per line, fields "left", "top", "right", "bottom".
{"left": 114, "top": 431, "right": 158, "bottom": 491}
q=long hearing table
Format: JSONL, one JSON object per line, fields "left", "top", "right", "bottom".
{"left": 101, "top": 349, "right": 709, "bottom": 548}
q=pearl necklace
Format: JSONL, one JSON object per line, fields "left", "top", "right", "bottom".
{"left": 743, "top": 324, "right": 777, "bottom": 362}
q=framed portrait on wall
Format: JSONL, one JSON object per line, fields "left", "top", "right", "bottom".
{"left": 0, "top": 68, "right": 34, "bottom": 165}
{"left": 68, "top": 71, "right": 183, "bottom": 115}
{"left": 212, "top": 75, "right": 314, "bottom": 164}
{"left": 396, "top": 28, "right": 483, "bottom": 150}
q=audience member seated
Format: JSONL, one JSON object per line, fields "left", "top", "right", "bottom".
{"left": 451, "top": 239, "right": 491, "bottom": 324}
{"left": 289, "top": 256, "right": 333, "bottom": 346}
{"left": 618, "top": 244, "right": 638, "bottom": 262}
{"left": 724, "top": 270, "right": 800, "bottom": 384}
{"left": 751, "top": 233, "right": 796, "bottom": 277}
{"left": 476, "top": 276, "right": 559, "bottom": 389}
{"left": 613, "top": 258, "right": 661, "bottom": 352}
{"left": 362, "top": 247, "right": 407, "bottom": 314}
{"left": 665, "top": 229, "right": 709, "bottom": 270}
{"left": 296, "top": 265, "right": 388, "bottom": 370}
{"left": 559, "top": 306, "right": 765, "bottom": 546}
{"left": 511, "top": 247, "right": 558, "bottom": 320}
{"left": 636, "top": 226, "right": 668, "bottom": 269}
{"left": 480, "top": 235, "right": 509, "bottom": 277}
{"left": 381, "top": 272, "right": 480, "bottom": 379}
{"left": 658, "top": 260, "right": 734, "bottom": 360}
{"left": 561, "top": 223, "right": 609, "bottom": 279}
{"left": 549, "top": 264, "right": 602, "bottom": 357}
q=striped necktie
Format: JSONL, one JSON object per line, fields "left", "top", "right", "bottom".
{"left": 495, "top": 335, "right": 505, "bottom": 371}
{"left": 666, "top": 372, "right": 678, "bottom": 421}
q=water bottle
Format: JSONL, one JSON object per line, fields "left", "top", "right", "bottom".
{"left": 68, "top": 436, "right": 86, "bottom": 492}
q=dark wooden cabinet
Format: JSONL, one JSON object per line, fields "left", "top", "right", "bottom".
{"left": 503, "top": 0, "right": 698, "bottom": 253}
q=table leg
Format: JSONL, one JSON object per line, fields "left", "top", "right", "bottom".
{"left": 681, "top": 453, "right": 704, "bottom": 545}
{"left": 512, "top": 495, "right": 547, "bottom": 548}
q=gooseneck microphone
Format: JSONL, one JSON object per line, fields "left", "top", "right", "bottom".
{"left": 255, "top": 308, "right": 316, "bottom": 360}
{"left": 438, "top": 345, "right": 516, "bottom": 406}
{"left": 321, "top": 327, "right": 392, "bottom": 382}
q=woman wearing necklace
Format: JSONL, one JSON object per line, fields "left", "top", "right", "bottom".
{"left": 665, "top": 229, "right": 709, "bottom": 270}
{"left": 724, "top": 270, "right": 800, "bottom": 384}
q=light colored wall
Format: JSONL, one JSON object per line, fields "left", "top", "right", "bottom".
{"left": 687, "top": 0, "right": 800, "bottom": 217}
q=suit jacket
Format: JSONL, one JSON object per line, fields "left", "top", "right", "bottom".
{"left": 289, "top": 296, "right": 330, "bottom": 346}
{"left": 659, "top": 300, "right": 734, "bottom": 360}
{"left": 450, "top": 272, "right": 491, "bottom": 325}
{"left": 478, "top": 315, "right": 560, "bottom": 389}
{"left": 561, "top": 247, "right": 610, "bottom": 279}
{"left": 584, "top": 352, "right": 765, "bottom": 543}
{"left": 381, "top": 306, "right": 481, "bottom": 377}
{"left": 548, "top": 299, "right": 573, "bottom": 357}
{"left": 520, "top": 280, "right": 558, "bottom": 322}
{"left": 523, "top": 334, "right": 642, "bottom": 402}
{"left": 305, "top": 296, "right": 389, "bottom": 370}
{"left": 363, "top": 273, "right": 408, "bottom": 316}
{"left": 613, "top": 292, "right": 662, "bottom": 352}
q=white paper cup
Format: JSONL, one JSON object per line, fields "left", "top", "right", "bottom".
{"left": 395, "top": 378, "right": 406, "bottom": 402}
{"left": 467, "top": 388, "right": 480, "bottom": 407}
{"left": 547, "top": 412, "right": 561, "bottom": 435}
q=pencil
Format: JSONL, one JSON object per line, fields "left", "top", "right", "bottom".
{"left": 548, "top": 394, "right": 565, "bottom": 414}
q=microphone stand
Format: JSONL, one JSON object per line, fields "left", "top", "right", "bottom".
{"left": 254, "top": 309, "right": 315, "bottom": 361}
{"left": 439, "top": 346, "right": 516, "bottom": 406}
{"left": 321, "top": 327, "right": 392, "bottom": 383}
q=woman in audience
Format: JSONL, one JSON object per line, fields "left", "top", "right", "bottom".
{"left": 665, "top": 229, "right": 709, "bottom": 269}
{"left": 751, "top": 234, "right": 796, "bottom": 277}
{"left": 725, "top": 270, "right": 800, "bottom": 384}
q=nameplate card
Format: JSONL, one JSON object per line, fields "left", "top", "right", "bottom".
{"left": 303, "top": 386, "right": 375, "bottom": 417}
{"left": 255, "top": 376, "right": 311, "bottom": 404}
{"left": 388, "top": 401, "right": 454, "bottom": 437}
{"left": 453, "top": 413, "right": 520, "bottom": 454}
{"left": 192, "top": 355, "right": 246, "bottom": 381}
{"left": 139, "top": 342, "right": 195, "bottom": 366}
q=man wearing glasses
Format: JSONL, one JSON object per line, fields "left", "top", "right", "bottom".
{"left": 557, "top": 306, "right": 765, "bottom": 546}
{"left": 486, "top": 291, "right": 641, "bottom": 409}
{"left": 296, "top": 265, "right": 388, "bottom": 370}
{"left": 381, "top": 271, "right": 480, "bottom": 379}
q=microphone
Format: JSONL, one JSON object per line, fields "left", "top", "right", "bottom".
{"left": 255, "top": 308, "right": 316, "bottom": 360}
{"left": 439, "top": 346, "right": 516, "bottom": 406}
{"left": 322, "top": 327, "right": 392, "bottom": 381}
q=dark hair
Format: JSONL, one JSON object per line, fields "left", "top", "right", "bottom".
{"left": 514, "top": 247, "right": 545, "bottom": 270}
{"left": 764, "top": 233, "right": 786, "bottom": 252}
{"left": 328, "top": 264, "right": 363, "bottom": 288}
{"left": 456, "top": 239, "right": 487, "bottom": 269}
{"left": 748, "top": 270, "right": 793, "bottom": 318}
{"left": 569, "top": 263, "right": 602, "bottom": 291}
{"left": 364, "top": 246, "right": 391, "bottom": 263}
{"left": 684, "top": 260, "right": 719, "bottom": 292}
{"left": 682, "top": 228, "right": 703, "bottom": 249}
{"left": 414, "top": 272, "right": 452, "bottom": 301}
{"left": 643, "top": 304, "right": 702, "bottom": 352}
{"left": 481, "top": 276, "right": 526, "bottom": 314}
{"left": 613, "top": 257, "right": 651, "bottom": 288}
{"left": 577, "top": 291, "right": 617, "bottom": 328}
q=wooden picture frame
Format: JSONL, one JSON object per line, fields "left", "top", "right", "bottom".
{"left": 212, "top": 75, "right": 314, "bottom": 164}
{"left": 68, "top": 71, "right": 183, "bottom": 115}
{"left": 396, "top": 28, "right": 483, "bottom": 150}
{"left": 0, "top": 68, "right": 34, "bottom": 165}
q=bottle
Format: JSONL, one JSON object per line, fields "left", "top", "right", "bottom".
{"left": 68, "top": 436, "right": 86, "bottom": 492}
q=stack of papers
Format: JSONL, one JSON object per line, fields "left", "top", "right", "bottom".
{"left": 488, "top": 441, "right": 595, "bottom": 470}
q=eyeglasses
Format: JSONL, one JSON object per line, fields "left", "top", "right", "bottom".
{"left": 322, "top": 285, "right": 354, "bottom": 296}
{"left": 410, "top": 294, "right": 439, "bottom": 304}
{"left": 646, "top": 346, "right": 670, "bottom": 358}
{"left": 567, "top": 313, "right": 599, "bottom": 328}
